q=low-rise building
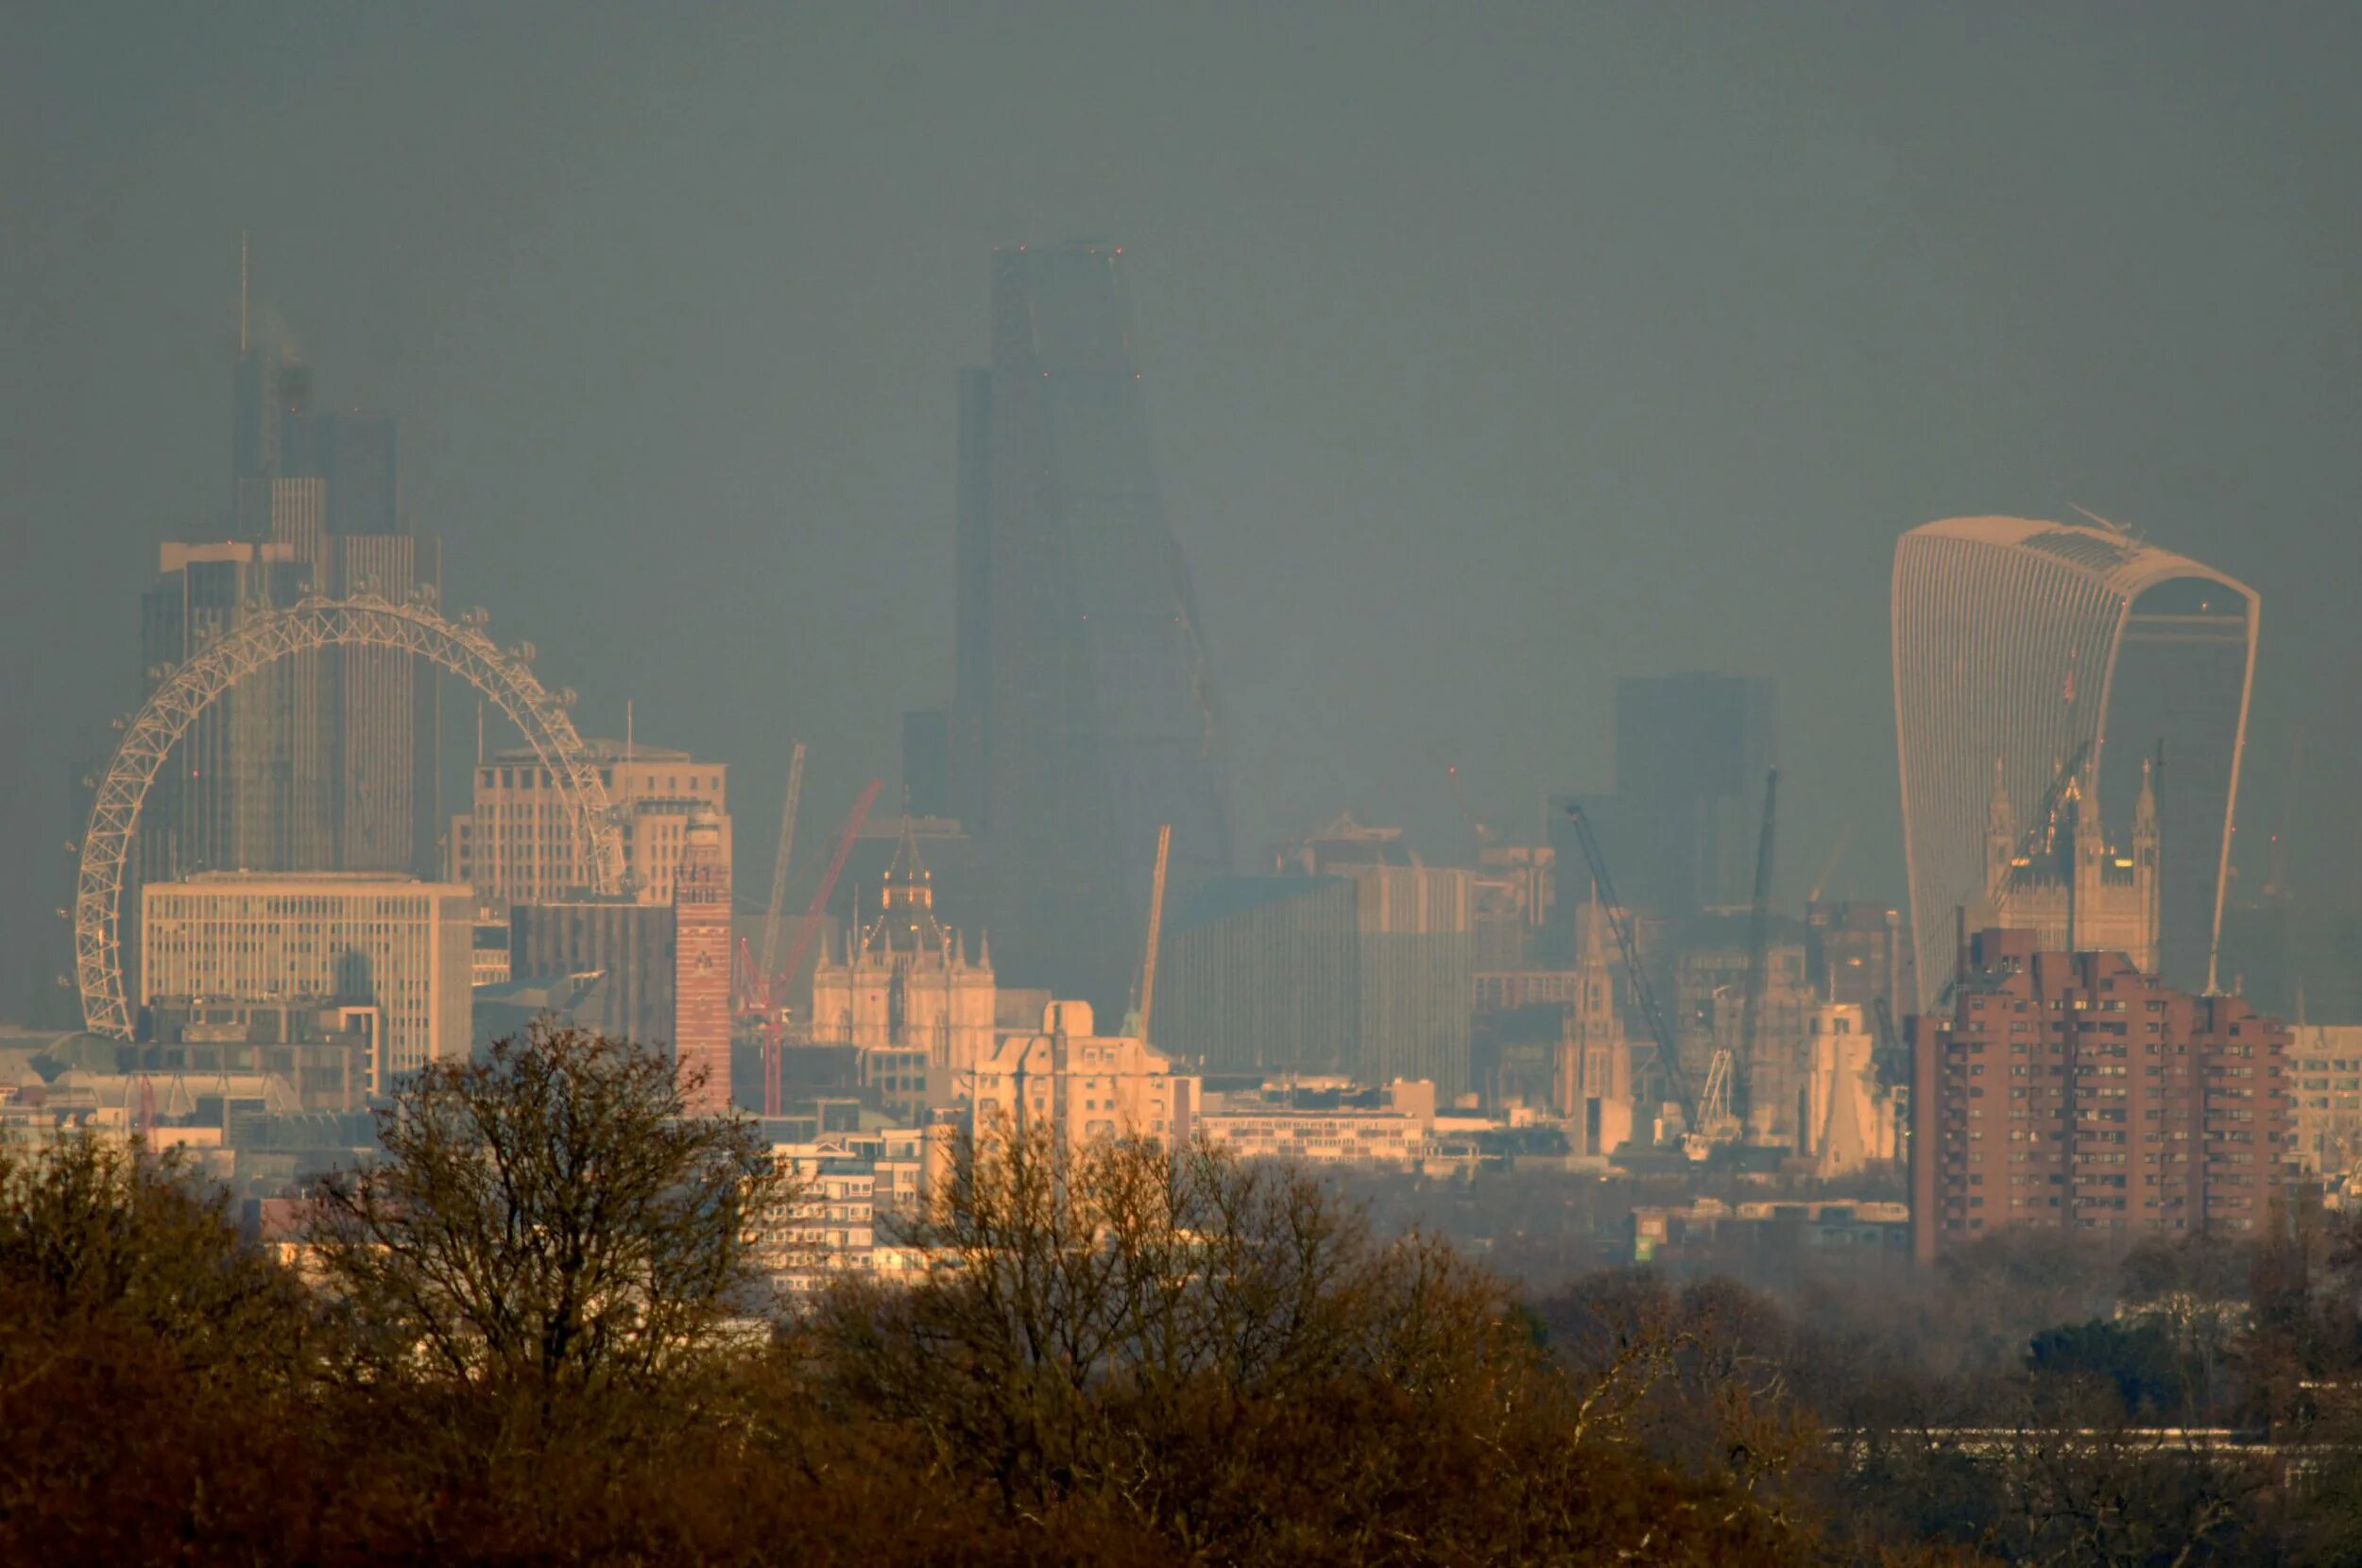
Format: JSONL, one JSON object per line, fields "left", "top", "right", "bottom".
{"left": 141, "top": 872, "right": 473, "bottom": 1090}
{"left": 1634, "top": 1197, "right": 1911, "bottom": 1269}
{"left": 1195, "top": 1078, "right": 1436, "bottom": 1169}
{"left": 752, "top": 1126, "right": 947, "bottom": 1291}
{"left": 967, "top": 1000, "right": 1195, "bottom": 1150}
{"left": 2288, "top": 1025, "right": 2362, "bottom": 1179}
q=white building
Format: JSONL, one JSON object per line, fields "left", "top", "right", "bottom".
{"left": 966, "top": 1000, "right": 1196, "bottom": 1151}
{"left": 1195, "top": 1079, "right": 1437, "bottom": 1169}
{"left": 141, "top": 872, "right": 472, "bottom": 1090}
{"left": 753, "top": 1126, "right": 946, "bottom": 1292}
{"left": 1799, "top": 1003, "right": 1903, "bottom": 1177}
{"left": 449, "top": 741, "right": 730, "bottom": 911}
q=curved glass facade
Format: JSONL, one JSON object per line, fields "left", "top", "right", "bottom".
{"left": 1892, "top": 518, "right": 2257, "bottom": 1006}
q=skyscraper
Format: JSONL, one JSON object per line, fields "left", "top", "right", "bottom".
{"left": 1892, "top": 516, "right": 2258, "bottom": 1007}
{"left": 950, "top": 244, "right": 1231, "bottom": 1011}
{"left": 1608, "top": 673, "right": 1775, "bottom": 919}
{"left": 144, "top": 313, "right": 445, "bottom": 890}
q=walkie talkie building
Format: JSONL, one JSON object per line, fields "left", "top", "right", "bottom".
{"left": 1892, "top": 517, "right": 2257, "bottom": 1007}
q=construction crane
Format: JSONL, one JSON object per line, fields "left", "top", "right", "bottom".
{"left": 1807, "top": 821, "right": 1852, "bottom": 904}
{"left": 1137, "top": 824, "right": 1172, "bottom": 1044}
{"left": 1871, "top": 996, "right": 1908, "bottom": 1092}
{"left": 1987, "top": 740, "right": 2093, "bottom": 912}
{"left": 765, "top": 778, "right": 883, "bottom": 1116}
{"left": 1735, "top": 768, "right": 1778, "bottom": 1130}
{"left": 757, "top": 742, "right": 807, "bottom": 981}
{"left": 1561, "top": 802, "right": 1695, "bottom": 1138}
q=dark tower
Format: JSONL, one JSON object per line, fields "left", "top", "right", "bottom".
{"left": 950, "top": 244, "right": 1231, "bottom": 1012}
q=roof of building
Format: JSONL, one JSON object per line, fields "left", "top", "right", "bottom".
{"left": 1906, "top": 516, "right": 2256, "bottom": 604}
{"left": 490, "top": 739, "right": 694, "bottom": 764}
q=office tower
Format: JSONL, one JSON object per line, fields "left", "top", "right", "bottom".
{"left": 1158, "top": 875, "right": 1361, "bottom": 1076}
{"left": 900, "top": 709, "right": 951, "bottom": 820}
{"left": 220, "top": 321, "right": 443, "bottom": 877}
{"left": 949, "top": 244, "right": 1231, "bottom": 1011}
{"left": 140, "top": 871, "right": 474, "bottom": 1091}
{"left": 1609, "top": 674, "right": 1776, "bottom": 920}
{"left": 1893, "top": 516, "right": 2258, "bottom": 1006}
{"left": 503, "top": 901, "right": 678, "bottom": 1050}
{"left": 1159, "top": 816, "right": 1473, "bottom": 1096}
{"left": 139, "top": 540, "right": 312, "bottom": 881}
{"left": 1908, "top": 929, "right": 2289, "bottom": 1261}
{"left": 2285, "top": 1025, "right": 2362, "bottom": 1178}
{"left": 671, "top": 809, "right": 733, "bottom": 1115}
{"left": 451, "top": 741, "right": 729, "bottom": 911}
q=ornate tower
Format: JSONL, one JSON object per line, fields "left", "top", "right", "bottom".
{"left": 810, "top": 823, "right": 997, "bottom": 1070}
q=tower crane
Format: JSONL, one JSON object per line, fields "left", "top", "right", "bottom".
{"left": 1561, "top": 802, "right": 1701, "bottom": 1146}
{"left": 764, "top": 778, "right": 882, "bottom": 1116}
{"left": 1137, "top": 824, "right": 1172, "bottom": 1044}
{"left": 1987, "top": 740, "right": 2093, "bottom": 913}
{"left": 1734, "top": 768, "right": 1778, "bottom": 1131}
{"left": 758, "top": 742, "right": 807, "bottom": 982}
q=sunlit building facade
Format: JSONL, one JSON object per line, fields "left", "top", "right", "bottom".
{"left": 1892, "top": 517, "right": 2257, "bottom": 1006}
{"left": 140, "top": 871, "right": 472, "bottom": 1091}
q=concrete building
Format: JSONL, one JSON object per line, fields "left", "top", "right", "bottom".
{"left": 750, "top": 1125, "right": 947, "bottom": 1290}
{"left": 1634, "top": 1198, "right": 1911, "bottom": 1272}
{"left": 1799, "top": 1003, "right": 1903, "bottom": 1179}
{"left": 967, "top": 1000, "right": 1195, "bottom": 1152}
{"left": 450, "top": 741, "right": 729, "bottom": 911}
{"left": 1159, "top": 875, "right": 1360, "bottom": 1076}
{"left": 2286, "top": 1025, "right": 2362, "bottom": 1180}
{"left": 1908, "top": 929, "right": 2291, "bottom": 1262}
{"left": 1195, "top": 1078, "right": 1436, "bottom": 1169}
{"left": 1553, "top": 675, "right": 1774, "bottom": 930}
{"left": 501, "top": 901, "right": 675, "bottom": 1050}
{"left": 140, "top": 872, "right": 472, "bottom": 1090}
{"left": 1351, "top": 863, "right": 1474, "bottom": 1097}
{"left": 672, "top": 808, "right": 732, "bottom": 1114}
{"left": 1472, "top": 844, "right": 1555, "bottom": 971}
{"left": 809, "top": 824, "right": 997, "bottom": 1073}
{"left": 143, "top": 997, "right": 379, "bottom": 1113}
{"left": 1893, "top": 516, "right": 2258, "bottom": 1005}
{"left": 950, "top": 242, "right": 1231, "bottom": 1014}
{"left": 1153, "top": 818, "right": 1472, "bottom": 1094}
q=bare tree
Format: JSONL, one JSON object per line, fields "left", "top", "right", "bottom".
{"left": 308, "top": 1021, "right": 785, "bottom": 1401}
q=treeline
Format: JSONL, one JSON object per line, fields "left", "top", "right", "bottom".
{"left": 6, "top": 1025, "right": 2362, "bottom": 1564}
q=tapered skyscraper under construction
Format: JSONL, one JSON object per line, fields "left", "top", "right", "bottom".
{"left": 951, "top": 244, "right": 1230, "bottom": 1012}
{"left": 1892, "top": 516, "right": 2257, "bottom": 1007}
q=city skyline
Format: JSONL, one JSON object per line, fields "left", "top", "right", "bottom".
{"left": 10, "top": 5, "right": 2360, "bottom": 1024}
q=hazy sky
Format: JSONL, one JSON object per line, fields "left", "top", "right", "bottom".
{"left": 6, "top": 3, "right": 2358, "bottom": 1017}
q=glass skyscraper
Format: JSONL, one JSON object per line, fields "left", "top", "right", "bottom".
{"left": 951, "top": 244, "right": 1231, "bottom": 1012}
{"left": 1892, "top": 516, "right": 2258, "bottom": 1007}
